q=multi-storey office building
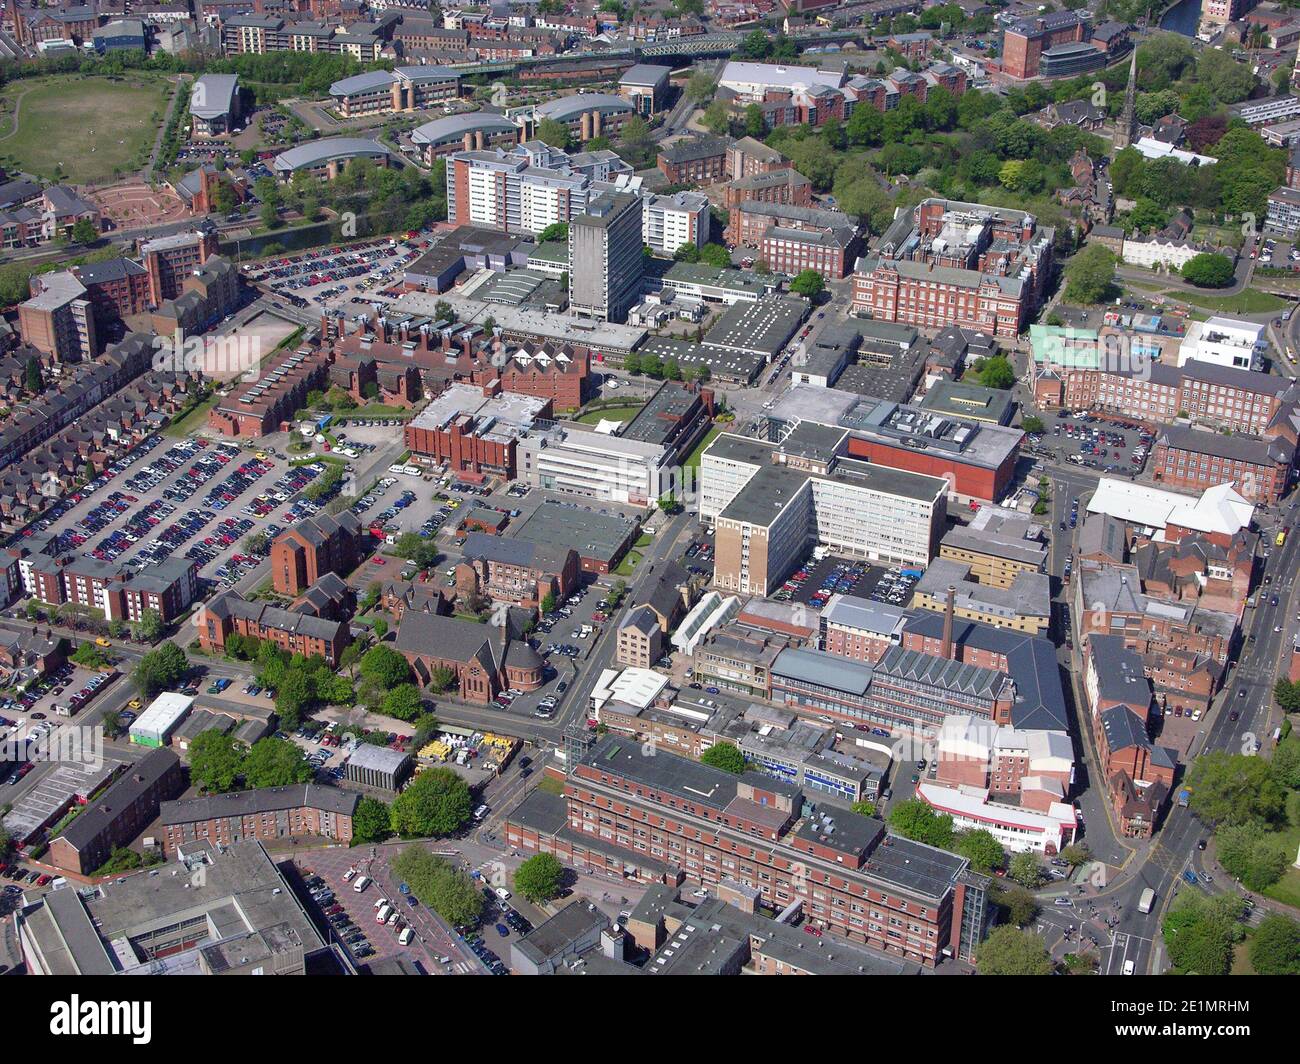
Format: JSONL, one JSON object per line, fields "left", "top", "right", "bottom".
{"left": 568, "top": 192, "right": 645, "bottom": 324}
{"left": 641, "top": 191, "right": 709, "bottom": 254}
{"left": 701, "top": 430, "right": 948, "bottom": 594}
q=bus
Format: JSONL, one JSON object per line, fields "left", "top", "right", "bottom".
{"left": 1137, "top": 887, "right": 1156, "bottom": 914}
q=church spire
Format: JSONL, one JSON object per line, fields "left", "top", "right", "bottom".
{"left": 1114, "top": 43, "right": 1139, "bottom": 150}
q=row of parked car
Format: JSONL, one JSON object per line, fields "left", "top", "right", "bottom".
{"left": 125, "top": 437, "right": 212, "bottom": 495}
{"left": 201, "top": 457, "right": 273, "bottom": 512}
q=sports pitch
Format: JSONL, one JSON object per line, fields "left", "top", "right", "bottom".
{"left": 0, "top": 76, "right": 169, "bottom": 184}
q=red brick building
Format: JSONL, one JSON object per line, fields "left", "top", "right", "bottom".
{"left": 394, "top": 611, "right": 544, "bottom": 703}
{"left": 200, "top": 589, "right": 352, "bottom": 665}
{"left": 1152, "top": 424, "right": 1293, "bottom": 504}
{"left": 657, "top": 135, "right": 730, "bottom": 184}
{"left": 46, "top": 749, "right": 184, "bottom": 875}
{"left": 159, "top": 784, "right": 359, "bottom": 855}
{"left": 270, "top": 511, "right": 363, "bottom": 596}
{"left": 1000, "top": 12, "right": 1088, "bottom": 80}
{"left": 403, "top": 381, "right": 550, "bottom": 479}
{"left": 505, "top": 736, "right": 991, "bottom": 967}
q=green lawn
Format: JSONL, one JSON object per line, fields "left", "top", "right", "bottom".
{"left": 165, "top": 393, "right": 218, "bottom": 437}
{"left": 0, "top": 76, "right": 169, "bottom": 183}
{"left": 575, "top": 404, "right": 643, "bottom": 425}
{"left": 684, "top": 425, "right": 723, "bottom": 472}
{"left": 615, "top": 550, "right": 643, "bottom": 577}
{"left": 1177, "top": 288, "right": 1290, "bottom": 315}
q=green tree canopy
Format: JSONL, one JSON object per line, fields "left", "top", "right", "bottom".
{"left": 352, "top": 796, "right": 392, "bottom": 843}
{"left": 242, "top": 736, "right": 313, "bottom": 788}
{"left": 1186, "top": 751, "right": 1287, "bottom": 827}
{"left": 390, "top": 766, "right": 473, "bottom": 837}
{"left": 888, "top": 799, "right": 954, "bottom": 850}
{"left": 391, "top": 847, "right": 482, "bottom": 928}
{"left": 1180, "top": 253, "right": 1235, "bottom": 288}
{"left": 956, "top": 829, "right": 1005, "bottom": 874}
{"left": 700, "top": 742, "right": 746, "bottom": 775}
{"left": 976, "top": 925, "right": 1053, "bottom": 975}
{"left": 514, "top": 852, "right": 564, "bottom": 903}
{"left": 1063, "top": 243, "right": 1116, "bottom": 304}
{"left": 133, "top": 642, "right": 188, "bottom": 698}
{"left": 188, "top": 730, "right": 246, "bottom": 793}
{"left": 1249, "top": 913, "right": 1300, "bottom": 975}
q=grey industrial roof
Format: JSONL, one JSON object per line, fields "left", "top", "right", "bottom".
{"left": 347, "top": 743, "right": 413, "bottom": 774}
{"left": 514, "top": 900, "right": 609, "bottom": 966}
{"left": 273, "top": 137, "right": 392, "bottom": 173}
{"left": 411, "top": 111, "right": 518, "bottom": 146}
{"left": 1087, "top": 634, "right": 1151, "bottom": 706}
{"left": 191, "top": 74, "right": 239, "bottom": 120}
{"left": 512, "top": 501, "right": 635, "bottom": 564}
{"left": 618, "top": 63, "right": 671, "bottom": 88}
{"left": 772, "top": 647, "right": 874, "bottom": 695}
{"left": 536, "top": 93, "right": 634, "bottom": 121}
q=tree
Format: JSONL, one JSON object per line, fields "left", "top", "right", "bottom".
{"left": 188, "top": 730, "right": 246, "bottom": 793}
{"left": 743, "top": 103, "right": 765, "bottom": 139}
{"left": 353, "top": 796, "right": 392, "bottom": 843}
{"left": 620, "top": 116, "right": 651, "bottom": 148}
{"left": 956, "top": 829, "right": 1005, "bottom": 874}
{"left": 1275, "top": 678, "right": 1300, "bottom": 713}
{"left": 390, "top": 766, "right": 473, "bottom": 837}
{"left": 698, "top": 243, "right": 732, "bottom": 269}
{"left": 360, "top": 644, "right": 411, "bottom": 689}
{"left": 686, "top": 70, "right": 715, "bottom": 103}
{"left": 977, "top": 925, "right": 1053, "bottom": 975}
{"left": 850, "top": 799, "right": 877, "bottom": 816}
{"left": 260, "top": 201, "right": 280, "bottom": 230}
{"left": 71, "top": 642, "right": 110, "bottom": 669}
{"left": 997, "top": 884, "right": 1040, "bottom": 928}
{"left": 700, "top": 742, "right": 746, "bottom": 775}
{"left": 535, "top": 118, "right": 571, "bottom": 150}
{"left": 1021, "top": 415, "right": 1045, "bottom": 434}
{"left": 242, "top": 736, "right": 313, "bottom": 788}
{"left": 1008, "top": 851, "right": 1043, "bottom": 888}
{"left": 514, "top": 852, "right": 564, "bottom": 903}
{"left": 1181, "top": 253, "right": 1235, "bottom": 288}
{"left": 1249, "top": 914, "right": 1300, "bottom": 975}
{"left": 133, "top": 642, "right": 187, "bottom": 697}
{"left": 976, "top": 355, "right": 1016, "bottom": 390}
{"left": 428, "top": 665, "right": 457, "bottom": 693}
{"left": 788, "top": 270, "right": 825, "bottom": 299}
{"left": 888, "top": 799, "right": 954, "bottom": 850}
{"left": 1059, "top": 843, "right": 1091, "bottom": 867}
{"left": 1186, "top": 751, "right": 1286, "bottom": 827}
{"left": 1215, "top": 821, "right": 1288, "bottom": 891}
{"left": 540, "top": 592, "right": 556, "bottom": 615}
{"left": 537, "top": 222, "right": 569, "bottom": 244}
{"left": 702, "top": 100, "right": 731, "bottom": 135}
{"left": 70, "top": 217, "right": 98, "bottom": 245}
{"left": 1063, "top": 243, "right": 1116, "bottom": 304}
{"left": 24, "top": 356, "right": 42, "bottom": 394}
{"left": 381, "top": 683, "right": 424, "bottom": 722}
{"left": 133, "top": 608, "right": 164, "bottom": 643}
{"left": 1163, "top": 892, "right": 1243, "bottom": 976}
{"left": 391, "top": 847, "right": 483, "bottom": 928}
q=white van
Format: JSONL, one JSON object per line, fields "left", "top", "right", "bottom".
{"left": 494, "top": 886, "right": 511, "bottom": 901}
{"left": 352, "top": 875, "right": 371, "bottom": 893}
{"left": 398, "top": 927, "right": 414, "bottom": 946}
{"left": 474, "top": 804, "right": 490, "bottom": 820}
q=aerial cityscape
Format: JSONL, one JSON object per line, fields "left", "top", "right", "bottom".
{"left": 0, "top": 0, "right": 1297, "bottom": 994}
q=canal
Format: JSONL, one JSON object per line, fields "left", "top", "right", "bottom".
{"left": 1159, "top": 0, "right": 1203, "bottom": 38}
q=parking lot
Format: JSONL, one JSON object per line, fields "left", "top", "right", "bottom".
{"left": 241, "top": 236, "right": 427, "bottom": 313}
{"left": 296, "top": 846, "right": 483, "bottom": 974}
{"left": 25, "top": 429, "right": 355, "bottom": 594}
{"left": 1025, "top": 412, "right": 1155, "bottom": 478}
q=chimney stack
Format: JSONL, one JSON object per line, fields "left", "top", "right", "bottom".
{"left": 940, "top": 585, "right": 956, "bottom": 660}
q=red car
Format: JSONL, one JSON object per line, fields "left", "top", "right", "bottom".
{"left": 36, "top": 874, "right": 51, "bottom": 886}
{"left": 803, "top": 925, "right": 822, "bottom": 937}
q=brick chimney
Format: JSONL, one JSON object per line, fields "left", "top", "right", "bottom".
{"left": 940, "top": 584, "right": 956, "bottom": 660}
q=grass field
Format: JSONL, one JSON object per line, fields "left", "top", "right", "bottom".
{"left": 0, "top": 76, "right": 168, "bottom": 184}
{"left": 575, "top": 404, "right": 643, "bottom": 425}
